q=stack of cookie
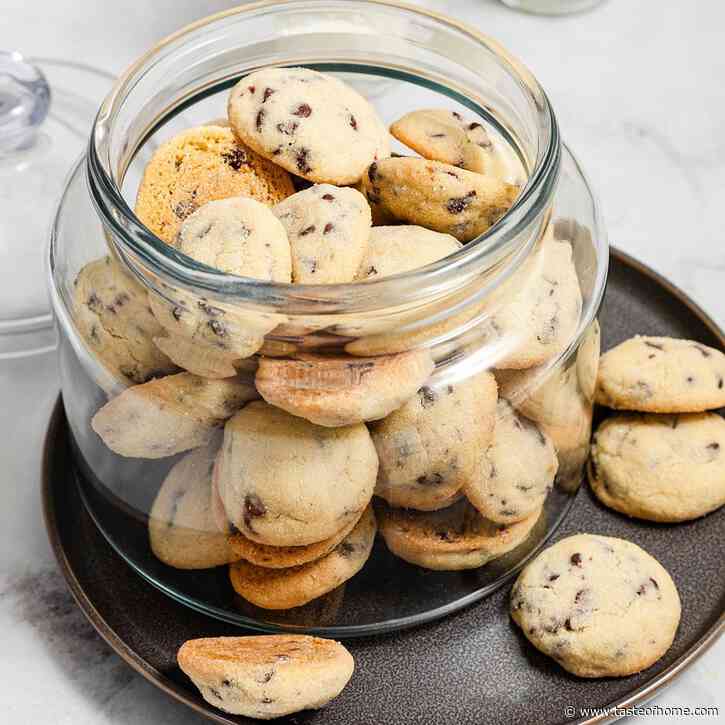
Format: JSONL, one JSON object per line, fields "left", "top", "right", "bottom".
{"left": 75, "top": 65, "right": 599, "bottom": 611}
{"left": 589, "top": 335, "right": 725, "bottom": 522}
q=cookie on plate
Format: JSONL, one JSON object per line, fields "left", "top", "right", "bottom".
{"left": 359, "top": 157, "right": 519, "bottom": 242}
{"left": 135, "top": 125, "right": 294, "bottom": 244}
{"left": 510, "top": 534, "right": 681, "bottom": 678}
{"left": 465, "top": 400, "right": 558, "bottom": 524}
{"left": 229, "top": 505, "right": 376, "bottom": 609}
{"left": 228, "top": 67, "right": 390, "bottom": 185}
{"left": 273, "top": 184, "right": 372, "bottom": 283}
{"left": 255, "top": 350, "right": 435, "bottom": 427}
{"left": 377, "top": 498, "right": 541, "bottom": 571}
{"left": 178, "top": 635, "right": 353, "bottom": 719}
{"left": 148, "top": 441, "right": 239, "bottom": 569}
{"left": 390, "top": 109, "right": 525, "bottom": 183}
{"left": 371, "top": 371, "right": 498, "bottom": 511}
{"left": 595, "top": 336, "right": 725, "bottom": 413}
{"left": 216, "top": 402, "right": 377, "bottom": 546}
{"left": 149, "top": 196, "right": 292, "bottom": 376}
{"left": 590, "top": 412, "right": 725, "bottom": 522}
{"left": 73, "top": 256, "right": 177, "bottom": 390}
{"left": 91, "top": 372, "right": 257, "bottom": 458}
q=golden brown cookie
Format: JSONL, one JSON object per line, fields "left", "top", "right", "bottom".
{"left": 359, "top": 157, "right": 519, "bottom": 242}
{"left": 371, "top": 371, "right": 498, "bottom": 511}
{"left": 228, "top": 505, "right": 376, "bottom": 609}
{"left": 377, "top": 499, "right": 541, "bottom": 571}
{"left": 148, "top": 441, "right": 240, "bottom": 569}
{"left": 390, "top": 109, "right": 525, "bottom": 183}
{"left": 91, "top": 372, "right": 258, "bottom": 458}
{"left": 255, "top": 350, "right": 435, "bottom": 427}
{"left": 135, "top": 124, "right": 294, "bottom": 243}
{"left": 178, "top": 635, "right": 353, "bottom": 718}
{"left": 216, "top": 402, "right": 377, "bottom": 546}
{"left": 73, "top": 256, "right": 177, "bottom": 390}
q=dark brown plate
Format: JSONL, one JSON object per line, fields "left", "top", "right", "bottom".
{"left": 43, "top": 249, "right": 724, "bottom": 725}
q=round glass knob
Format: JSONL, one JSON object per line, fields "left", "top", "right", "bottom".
{"left": 0, "top": 50, "right": 51, "bottom": 154}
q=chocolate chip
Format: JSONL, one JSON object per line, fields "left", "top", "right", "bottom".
{"left": 323, "top": 222, "right": 334, "bottom": 234}
{"left": 209, "top": 688, "right": 222, "bottom": 700}
{"left": 719, "top": 377, "right": 724, "bottom": 389}
{"left": 272, "top": 147, "right": 282, "bottom": 156}
{"left": 418, "top": 386, "right": 438, "bottom": 409}
{"left": 199, "top": 300, "right": 224, "bottom": 317}
{"left": 650, "top": 577, "right": 659, "bottom": 589}
{"left": 292, "top": 103, "right": 312, "bottom": 118}
{"left": 256, "top": 109, "right": 265, "bottom": 132}
{"left": 570, "top": 553, "right": 582, "bottom": 567}
{"left": 686, "top": 376, "right": 695, "bottom": 383}
{"left": 671, "top": 416, "right": 679, "bottom": 429}
{"left": 243, "top": 493, "right": 266, "bottom": 532}
{"left": 296, "top": 148, "right": 311, "bottom": 174}
{"left": 468, "top": 122, "right": 483, "bottom": 130}
{"left": 322, "top": 193, "right": 335, "bottom": 201}
{"left": 707, "top": 442, "right": 720, "bottom": 451}
{"left": 337, "top": 541, "right": 356, "bottom": 557}
{"left": 262, "top": 87, "right": 275, "bottom": 102}
{"left": 262, "top": 697, "right": 274, "bottom": 704}
{"left": 171, "top": 306, "right": 184, "bottom": 321}
{"left": 248, "top": 85, "right": 256, "bottom": 94}
{"left": 416, "top": 472, "right": 444, "bottom": 486}
{"left": 436, "top": 530, "right": 452, "bottom": 541}
{"left": 574, "top": 589, "right": 587, "bottom": 603}
{"left": 564, "top": 618, "right": 574, "bottom": 631}
{"left": 548, "top": 573, "right": 560, "bottom": 582}
{"left": 257, "top": 671, "right": 274, "bottom": 684}
{"left": 276, "top": 120, "right": 298, "bottom": 135}
{"left": 87, "top": 293, "right": 102, "bottom": 312}
{"left": 221, "top": 148, "right": 248, "bottom": 170}
{"left": 368, "top": 162, "right": 379, "bottom": 183}
{"left": 429, "top": 133, "right": 446, "bottom": 138}
{"left": 365, "top": 265, "right": 378, "bottom": 277}
{"left": 299, "top": 225, "right": 316, "bottom": 236}
{"left": 208, "top": 319, "right": 227, "bottom": 337}
{"left": 446, "top": 190, "right": 476, "bottom": 214}
{"left": 644, "top": 341, "right": 663, "bottom": 351}
{"left": 349, "top": 114, "right": 358, "bottom": 130}
{"left": 444, "top": 170, "right": 459, "bottom": 178}
{"left": 451, "top": 111, "right": 462, "bottom": 120}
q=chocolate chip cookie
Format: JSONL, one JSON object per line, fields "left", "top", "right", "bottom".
{"left": 371, "top": 371, "right": 498, "bottom": 511}
{"left": 390, "top": 108, "right": 525, "bottom": 183}
{"left": 358, "top": 157, "right": 519, "bottom": 242}
{"left": 227, "top": 67, "right": 390, "bottom": 184}
{"left": 465, "top": 400, "right": 558, "bottom": 524}
{"left": 91, "top": 372, "right": 257, "bottom": 458}
{"left": 135, "top": 125, "right": 294, "bottom": 244}
{"left": 353, "top": 224, "right": 462, "bottom": 281}
{"left": 486, "top": 236, "right": 583, "bottom": 370}
{"left": 255, "top": 350, "right": 435, "bottom": 427}
{"left": 149, "top": 196, "right": 292, "bottom": 375}
{"left": 510, "top": 534, "right": 681, "bottom": 678}
{"left": 149, "top": 441, "right": 239, "bottom": 569}
{"left": 595, "top": 336, "right": 725, "bottom": 412}
{"left": 216, "top": 402, "right": 377, "bottom": 546}
{"left": 273, "top": 184, "right": 372, "bottom": 283}
{"left": 590, "top": 412, "right": 725, "bottom": 522}
{"left": 73, "top": 256, "right": 177, "bottom": 390}
{"left": 178, "top": 635, "right": 353, "bottom": 718}
{"left": 377, "top": 498, "right": 542, "bottom": 571}
{"left": 229, "top": 505, "right": 376, "bottom": 609}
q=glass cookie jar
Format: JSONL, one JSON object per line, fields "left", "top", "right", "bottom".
{"left": 48, "top": 0, "right": 607, "bottom": 636}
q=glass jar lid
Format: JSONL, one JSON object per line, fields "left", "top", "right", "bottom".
{"left": 0, "top": 52, "right": 113, "bottom": 358}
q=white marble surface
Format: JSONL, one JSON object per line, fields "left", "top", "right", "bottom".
{"left": 0, "top": 0, "right": 723, "bottom": 723}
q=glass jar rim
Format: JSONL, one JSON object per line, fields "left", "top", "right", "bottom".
{"left": 87, "top": 0, "right": 561, "bottom": 313}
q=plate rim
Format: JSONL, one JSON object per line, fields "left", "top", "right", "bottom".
{"left": 42, "top": 247, "right": 725, "bottom": 725}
